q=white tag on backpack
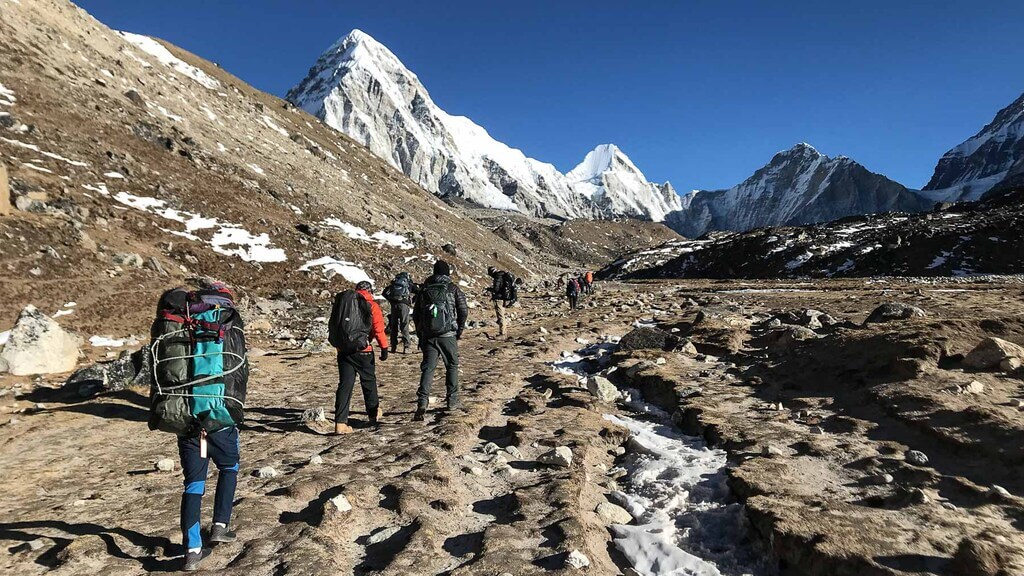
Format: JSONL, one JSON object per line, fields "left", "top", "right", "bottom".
{"left": 200, "top": 433, "right": 208, "bottom": 459}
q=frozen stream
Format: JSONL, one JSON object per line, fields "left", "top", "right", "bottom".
{"left": 553, "top": 342, "right": 772, "bottom": 576}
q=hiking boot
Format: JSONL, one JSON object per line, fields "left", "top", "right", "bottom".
{"left": 368, "top": 406, "right": 384, "bottom": 425}
{"left": 209, "top": 523, "right": 236, "bottom": 543}
{"left": 402, "top": 343, "right": 408, "bottom": 354}
{"left": 413, "top": 409, "right": 425, "bottom": 422}
{"left": 334, "top": 423, "right": 354, "bottom": 435}
{"left": 182, "top": 549, "right": 211, "bottom": 571}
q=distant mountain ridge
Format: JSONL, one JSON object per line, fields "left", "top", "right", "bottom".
{"left": 665, "top": 143, "right": 931, "bottom": 238}
{"left": 286, "top": 30, "right": 682, "bottom": 221}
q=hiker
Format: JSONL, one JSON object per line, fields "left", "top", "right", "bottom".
{"left": 328, "top": 280, "right": 389, "bottom": 434}
{"left": 382, "top": 271, "right": 415, "bottom": 354}
{"left": 414, "top": 260, "right": 468, "bottom": 420}
{"left": 566, "top": 275, "right": 581, "bottom": 310}
{"left": 584, "top": 270, "right": 595, "bottom": 295}
{"left": 485, "top": 266, "right": 515, "bottom": 336}
{"left": 148, "top": 282, "right": 248, "bottom": 571}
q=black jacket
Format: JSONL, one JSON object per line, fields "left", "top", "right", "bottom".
{"left": 414, "top": 274, "right": 468, "bottom": 338}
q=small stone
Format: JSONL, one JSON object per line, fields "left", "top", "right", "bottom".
{"left": 941, "top": 501, "right": 958, "bottom": 510}
{"left": 988, "top": 485, "right": 1011, "bottom": 501}
{"left": 612, "top": 446, "right": 626, "bottom": 456}
{"left": 467, "top": 466, "right": 484, "bottom": 476}
{"left": 961, "top": 380, "right": 985, "bottom": 395}
{"left": 329, "top": 494, "right": 352, "bottom": 512}
{"left": 809, "top": 426, "right": 825, "bottom": 435}
{"left": 910, "top": 488, "right": 930, "bottom": 504}
{"left": 483, "top": 442, "right": 501, "bottom": 455}
{"left": 565, "top": 549, "right": 590, "bottom": 569}
{"left": 539, "top": 327, "right": 548, "bottom": 334}
{"left": 27, "top": 539, "right": 45, "bottom": 551}
{"left": 538, "top": 446, "right": 573, "bottom": 467}
{"left": 905, "top": 450, "right": 929, "bottom": 466}
{"left": 505, "top": 445, "right": 522, "bottom": 458}
{"left": 541, "top": 388, "right": 553, "bottom": 399}
{"left": 309, "top": 454, "right": 324, "bottom": 465}
{"left": 762, "top": 445, "right": 784, "bottom": 457}
{"left": 869, "top": 473, "right": 894, "bottom": 485}
{"left": 490, "top": 454, "right": 508, "bottom": 467}
{"left": 255, "top": 466, "right": 278, "bottom": 479}
{"left": 301, "top": 407, "right": 327, "bottom": 422}
{"left": 365, "top": 526, "right": 400, "bottom": 545}
{"left": 595, "top": 501, "right": 632, "bottom": 525}
{"left": 155, "top": 458, "right": 175, "bottom": 472}
{"left": 586, "top": 375, "right": 618, "bottom": 402}
{"left": 607, "top": 467, "right": 628, "bottom": 479}
{"left": 655, "top": 357, "right": 667, "bottom": 365}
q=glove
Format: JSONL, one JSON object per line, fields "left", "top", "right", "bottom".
{"left": 380, "top": 349, "right": 389, "bottom": 361}
{"left": 456, "top": 329, "right": 464, "bottom": 340}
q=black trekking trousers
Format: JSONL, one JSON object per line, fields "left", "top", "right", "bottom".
{"left": 335, "top": 351, "right": 379, "bottom": 424}
{"left": 568, "top": 294, "right": 579, "bottom": 310}
{"left": 417, "top": 336, "right": 459, "bottom": 410}
{"left": 388, "top": 302, "right": 412, "bottom": 352}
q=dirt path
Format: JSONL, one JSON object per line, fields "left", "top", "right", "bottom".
{"left": 0, "top": 290, "right": 639, "bottom": 575}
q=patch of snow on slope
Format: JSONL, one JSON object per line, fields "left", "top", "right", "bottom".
{"left": 0, "top": 83, "right": 15, "bottom": 105}
{"left": 323, "top": 218, "right": 413, "bottom": 249}
{"left": 111, "top": 192, "right": 286, "bottom": 263}
{"left": 298, "top": 256, "right": 372, "bottom": 284}
{"left": 119, "top": 32, "right": 220, "bottom": 89}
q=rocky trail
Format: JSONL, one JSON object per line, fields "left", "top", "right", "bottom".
{"left": 3, "top": 279, "right": 1023, "bottom": 575}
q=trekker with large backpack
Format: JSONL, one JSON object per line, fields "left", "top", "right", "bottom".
{"left": 148, "top": 281, "right": 248, "bottom": 571}
{"left": 413, "top": 260, "right": 468, "bottom": 421}
{"left": 566, "top": 276, "right": 581, "bottom": 310}
{"left": 328, "top": 280, "right": 389, "bottom": 434}
{"left": 382, "top": 271, "right": 415, "bottom": 354}
{"left": 485, "top": 266, "right": 515, "bottom": 336}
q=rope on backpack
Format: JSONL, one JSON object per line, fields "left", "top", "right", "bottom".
{"left": 150, "top": 325, "right": 247, "bottom": 408}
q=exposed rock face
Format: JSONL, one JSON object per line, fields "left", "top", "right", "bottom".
{"left": 286, "top": 31, "right": 681, "bottom": 221}
{"left": 963, "top": 337, "right": 1024, "bottom": 370}
{"left": 538, "top": 446, "right": 573, "bottom": 467}
{"left": 923, "top": 91, "right": 1024, "bottom": 202}
{"left": 66, "top": 348, "right": 151, "bottom": 396}
{"left": 617, "top": 327, "right": 680, "bottom": 352}
{"left": 863, "top": 303, "right": 927, "bottom": 325}
{"left": 666, "top": 143, "right": 930, "bottom": 238}
{"left": 1, "top": 305, "right": 81, "bottom": 375}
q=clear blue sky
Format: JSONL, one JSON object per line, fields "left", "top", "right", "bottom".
{"left": 77, "top": 0, "right": 1024, "bottom": 191}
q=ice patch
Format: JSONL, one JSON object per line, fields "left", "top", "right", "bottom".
{"left": 299, "top": 256, "right": 372, "bottom": 285}
{"left": 119, "top": 32, "right": 221, "bottom": 89}
{"left": 82, "top": 183, "right": 110, "bottom": 196}
{"left": 323, "top": 218, "right": 413, "bottom": 250}
{"left": 53, "top": 309, "right": 74, "bottom": 318}
{"left": 90, "top": 335, "right": 126, "bottom": 348}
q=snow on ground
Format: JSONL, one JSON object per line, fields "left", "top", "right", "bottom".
{"left": 82, "top": 183, "right": 110, "bottom": 195}
{"left": 0, "top": 83, "right": 15, "bottom": 105}
{"left": 0, "top": 330, "right": 10, "bottom": 346}
{"left": 1, "top": 137, "right": 89, "bottom": 167}
{"left": 89, "top": 336, "right": 126, "bottom": 348}
{"left": 119, "top": 32, "right": 221, "bottom": 89}
{"left": 22, "top": 163, "right": 52, "bottom": 173}
{"left": 322, "top": 218, "right": 413, "bottom": 249}
{"left": 103, "top": 171, "right": 125, "bottom": 179}
{"left": 298, "top": 256, "right": 372, "bottom": 285}
{"left": 247, "top": 163, "right": 265, "bottom": 175}
{"left": 111, "top": 191, "right": 287, "bottom": 263}
{"left": 261, "top": 115, "right": 289, "bottom": 137}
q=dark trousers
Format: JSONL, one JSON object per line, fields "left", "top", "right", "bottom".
{"left": 335, "top": 351, "right": 379, "bottom": 423}
{"left": 178, "top": 426, "right": 239, "bottom": 551}
{"left": 388, "top": 303, "right": 411, "bottom": 351}
{"left": 568, "top": 294, "right": 579, "bottom": 309}
{"left": 417, "top": 336, "right": 459, "bottom": 410}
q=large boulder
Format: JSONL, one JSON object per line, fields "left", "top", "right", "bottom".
{"left": 1, "top": 305, "right": 81, "bottom": 375}
{"left": 617, "top": 327, "right": 680, "bottom": 352}
{"left": 65, "top": 348, "right": 151, "bottom": 396}
{"left": 863, "top": 302, "right": 926, "bottom": 325}
{"left": 765, "top": 325, "right": 819, "bottom": 352}
{"left": 586, "top": 375, "right": 618, "bottom": 402}
{"left": 963, "top": 337, "right": 1024, "bottom": 370}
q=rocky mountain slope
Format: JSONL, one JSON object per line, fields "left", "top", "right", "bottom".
{"left": 922, "top": 91, "right": 1024, "bottom": 202}
{"left": 666, "top": 143, "right": 931, "bottom": 238}
{"left": 286, "top": 30, "right": 682, "bottom": 221}
{"left": 0, "top": 1, "right": 675, "bottom": 337}
{"left": 605, "top": 188, "right": 1024, "bottom": 280}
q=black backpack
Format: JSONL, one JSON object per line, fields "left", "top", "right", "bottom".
{"left": 328, "top": 290, "right": 371, "bottom": 353}
{"left": 385, "top": 274, "right": 411, "bottom": 303}
{"left": 418, "top": 281, "right": 457, "bottom": 338}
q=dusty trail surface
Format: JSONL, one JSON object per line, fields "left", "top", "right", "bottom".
{"left": 3, "top": 279, "right": 1024, "bottom": 576}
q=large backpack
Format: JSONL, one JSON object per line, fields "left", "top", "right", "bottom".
{"left": 384, "top": 274, "right": 411, "bottom": 304}
{"left": 149, "top": 287, "right": 248, "bottom": 435}
{"left": 418, "top": 281, "right": 458, "bottom": 338}
{"left": 328, "top": 290, "right": 371, "bottom": 354}
{"left": 567, "top": 279, "right": 580, "bottom": 296}
{"left": 500, "top": 272, "right": 517, "bottom": 301}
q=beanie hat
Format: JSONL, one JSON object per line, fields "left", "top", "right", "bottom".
{"left": 355, "top": 280, "right": 372, "bottom": 292}
{"left": 433, "top": 260, "right": 451, "bottom": 277}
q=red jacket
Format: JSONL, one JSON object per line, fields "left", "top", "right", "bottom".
{"left": 356, "top": 289, "right": 389, "bottom": 352}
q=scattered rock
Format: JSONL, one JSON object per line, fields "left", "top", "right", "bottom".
{"left": 483, "top": 442, "right": 501, "bottom": 455}
{"left": 868, "top": 473, "right": 894, "bottom": 485}
{"left": 988, "top": 485, "right": 1011, "bottom": 501}
{"left": 586, "top": 375, "right": 618, "bottom": 402}
{"left": 963, "top": 337, "right": 1024, "bottom": 370}
{"left": 66, "top": 348, "right": 151, "bottom": 396}
{"left": 155, "top": 458, "right": 175, "bottom": 472}
{"left": 538, "top": 446, "right": 573, "bottom": 467}
{"left": 366, "top": 526, "right": 401, "bottom": 545}
{"left": 617, "top": 326, "right": 680, "bottom": 352}
{"left": 300, "top": 407, "right": 327, "bottom": 423}
{"left": 255, "top": 466, "right": 278, "bottom": 479}
{"left": 960, "top": 380, "right": 985, "bottom": 395}
{"left": 309, "top": 454, "right": 324, "bottom": 465}
{"left": 564, "top": 549, "right": 590, "bottom": 570}
{"left": 1, "top": 305, "right": 82, "bottom": 376}
{"left": 505, "top": 445, "right": 522, "bottom": 458}
{"left": 863, "top": 302, "right": 926, "bottom": 324}
{"left": 905, "top": 450, "right": 929, "bottom": 466}
{"left": 950, "top": 533, "right": 1014, "bottom": 576}
{"left": 595, "top": 501, "right": 632, "bottom": 525}
{"left": 612, "top": 446, "right": 626, "bottom": 456}
{"left": 765, "top": 324, "right": 818, "bottom": 352}
{"left": 112, "top": 252, "right": 144, "bottom": 268}
{"left": 329, "top": 494, "right": 352, "bottom": 512}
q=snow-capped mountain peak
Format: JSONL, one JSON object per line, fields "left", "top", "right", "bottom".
{"left": 287, "top": 30, "right": 681, "bottom": 221}
{"left": 922, "top": 91, "right": 1024, "bottom": 202}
